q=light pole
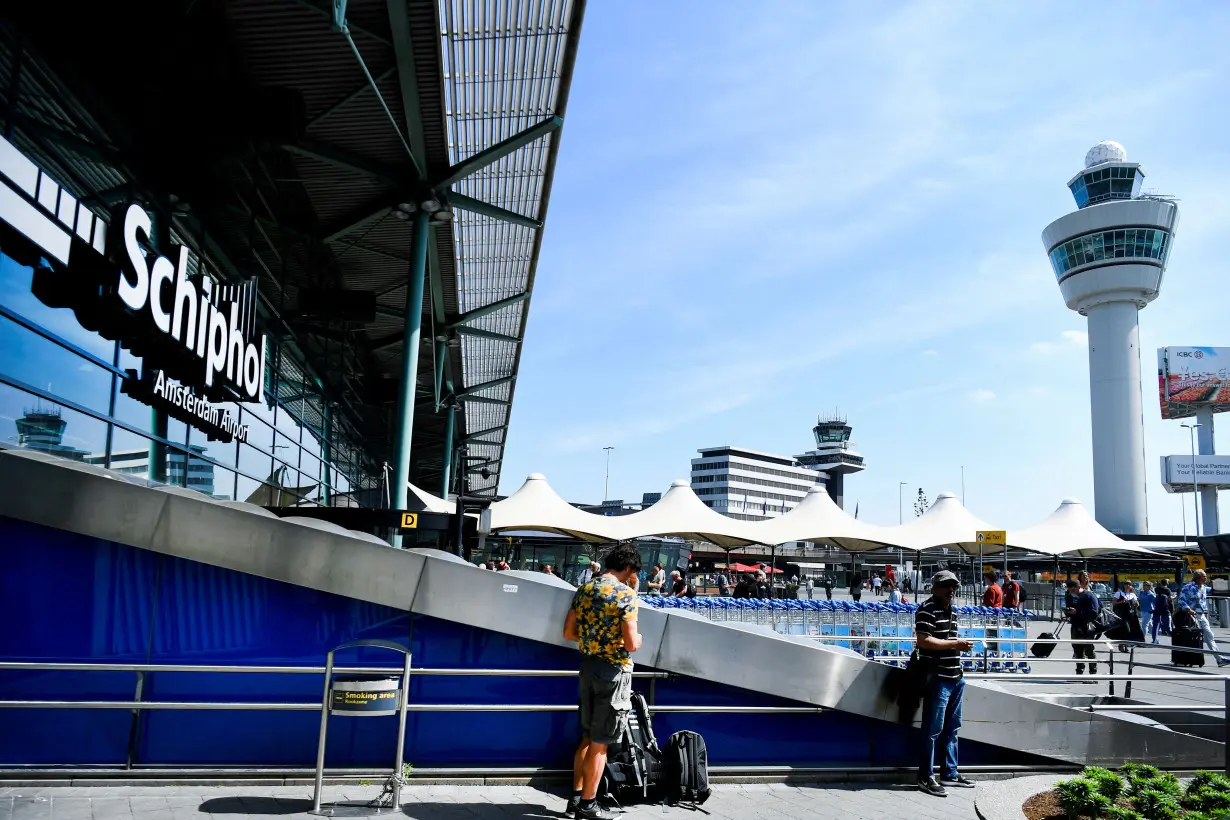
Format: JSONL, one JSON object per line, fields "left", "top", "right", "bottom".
{"left": 1182, "top": 423, "right": 1201, "bottom": 538}
{"left": 603, "top": 446, "right": 614, "bottom": 502}
{"left": 898, "top": 481, "right": 908, "bottom": 589}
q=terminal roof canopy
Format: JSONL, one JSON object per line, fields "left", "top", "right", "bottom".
{"left": 1, "top": 0, "right": 584, "bottom": 498}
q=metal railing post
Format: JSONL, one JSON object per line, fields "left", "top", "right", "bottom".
{"left": 1225, "top": 678, "right": 1229, "bottom": 775}
{"left": 1125, "top": 646, "right": 1135, "bottom": 699}
{"left": 391, "top": 652, "right": 412, "bottom": 808}
{"left": 1108, "top": 645, "right": 1115, "bottom": 697}
{"left": 311, "top": 650, "right": 335, "bottom": 813}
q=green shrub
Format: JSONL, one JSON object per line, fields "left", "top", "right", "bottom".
{"left": 1189, "top": 771, "right": 1230, "bottom": 798}
{"left": 1119, "top": 762, "right": 1161, "bottom": 781}
{"left": 1058, "top": 778, "right": 1108, "bottom": 818}
{"left": 1103, "top": 808, "right": 1143, "bottom": 820}
{"left": 1188, "top": 787, "right": 1230, "bottom": 813}
{"left": 1127, "top": 771, "right": 1181, "bottom": 799}
{"left": 1132, "top": 787, "right": 1182, "bottom": 820}
{"left": 1084, "top": 766, "right": 1125, "bottom": 800}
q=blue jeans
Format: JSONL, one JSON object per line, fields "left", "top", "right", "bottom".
{"left": 919, "top": 676, "right": 964, "bottom": 781}
{"left": 1152, "top": 611, "right": 1171, "bottom": 641}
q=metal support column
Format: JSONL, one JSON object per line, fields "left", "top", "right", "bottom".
{"left": 391, "top": 210, "right": 430, "bottom": 542}
{"left": 321, "top": 397, "right": 332, "bottom": 506}
{"left": 1198, "top": 406, "right": 1220, "bottom": 537}
{"left": 148, "top": 205, "right": 170, "bottom": 484}
{"left": 440, "top": 404, "right": 454, "bottom": 498}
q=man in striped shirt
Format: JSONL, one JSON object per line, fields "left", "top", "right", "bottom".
{"left": 915, "top": 570, "right": 975, "bottom": 797}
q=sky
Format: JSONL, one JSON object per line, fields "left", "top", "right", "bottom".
{"left": 498, "top": 0, "right": 1230, "bottom": 535}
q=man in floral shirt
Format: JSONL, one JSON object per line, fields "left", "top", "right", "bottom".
{"left": 562, "top": 544, "right": 643, "bottom": 819}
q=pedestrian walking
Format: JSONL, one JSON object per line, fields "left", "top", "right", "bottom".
{"left": 1138, "top": 581, "right": 1156, "bottom": 639}
{"left": 1177, "top": 570, "right": 1230, "bottom": 667}
{"left": 872, "top": 575, "right": 882, "bottom": 597}
{"left": 886, "top": 580, "right": 902, "bottom": 605}
{"left": 915, "top": 570, "right": 975, "bottom": 797}
{"left": 824, "top": 576, "right": 834, "bottom": 601}
{"left": 850, "top": 575, "right": 863, "bottom": 603}
{"left": 1152, "top": 581, "right": 1173, "bottom": 643}
{"left": 1065, "top": 579, "right": 1100, "bottom": 676}
{"left": 981, "top": 570, "right": 1002, "bottom": 608}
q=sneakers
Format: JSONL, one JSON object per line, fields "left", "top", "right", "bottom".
{"left": 575, "top": 801, "right": 614, "bottom": 820}
{"left": 565, "top": 795, "right": 580, "bottom": 818}
{"left": 918, "top": 777, "right": 947, "bottom": 798}
{"left": 1217, "top": 658, "right": 1230, "bottom": 668}
{"left": 940, "top": 774, "right": 976, "bottom": 789}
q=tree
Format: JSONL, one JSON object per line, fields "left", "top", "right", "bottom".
{"left": 914, "top": 488, "right": 929, "bottom": 518}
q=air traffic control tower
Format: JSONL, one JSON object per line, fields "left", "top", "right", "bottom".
{"left": 1042, "top": 141, "right": 1179, "bottom": 534}
{"left": 795, "top": 415, "right": 865, "bottom": 510}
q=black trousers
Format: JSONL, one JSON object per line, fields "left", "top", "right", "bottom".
{"left": 1071, "top": 621, "right": 1097, "bottom": 674}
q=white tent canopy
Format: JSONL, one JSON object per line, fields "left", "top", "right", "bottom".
{"left": 879, "top": 492, "right": 1006, "bottom": 555}
{"left": 754, "top": 487, "right": 898, "bottom": 552}
{"left": 1010, "top": 498, "right": 1168, "bottom": 559}
{"left": 409, "top": 482, "right": 454, "bottom": 514}
{"left": 608, "top": 480, "right": 762, "bottom": 548}
{"left": 485, "top": 473, "right": 618, "bottom": 541}
{"left": 482, "top": 476, "right": 1179, "bottom": 559}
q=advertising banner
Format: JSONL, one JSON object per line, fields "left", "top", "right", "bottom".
{"left": 1158, "top": 347, "right": 1230, "bottom": 419}
{"left": 1160, "top": 455, "right": 1230, "bottom": 492}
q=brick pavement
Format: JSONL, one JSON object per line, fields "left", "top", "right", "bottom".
{"left": 0, "top": 783, "right": 980, "bottom": 820}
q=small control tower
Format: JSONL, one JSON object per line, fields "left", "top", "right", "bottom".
{"left": 1041, "top": 140, "right": 1179, "bottom": 534}
{"left": 795, "top": 415, "right": 865, "bottom": 509}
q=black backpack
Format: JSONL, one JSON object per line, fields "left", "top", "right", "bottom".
{"left": 601, "top": 692, "right": 663, "bottom": 803}
{"left": 663, "top": 730, "right": 711, "bottom": 809}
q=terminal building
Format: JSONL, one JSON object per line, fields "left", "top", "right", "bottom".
{"left": 691, "top": 416, "right": 867, "bottom": 519}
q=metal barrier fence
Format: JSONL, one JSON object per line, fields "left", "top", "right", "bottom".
{"left": 642, "top": 597, "right": 1034, "bottom": 673}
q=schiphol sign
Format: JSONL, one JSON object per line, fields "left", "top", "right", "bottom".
{"left": 0, "top": 133, "right": 266, "bottom": 440}
{"left": 1161, "top": 455, "right": 1230, "bottom": 492}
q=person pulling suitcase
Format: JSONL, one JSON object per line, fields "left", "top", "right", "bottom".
{"left": 1176, "top": 570, "right": 1230, "bottom": 668}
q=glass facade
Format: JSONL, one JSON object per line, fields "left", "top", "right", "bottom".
{"left": 1048, "top": 228, "right": 1170, "bottom": 280}
{"left": 0, "top": 252, "right": 376, "bottom": 506}
{"left": 1068, "top": 164, "right": 1144, "bottom": 208}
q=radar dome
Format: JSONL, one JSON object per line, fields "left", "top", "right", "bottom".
{"left": 1084, "top": 140, "right": 1127, "bottom": 168}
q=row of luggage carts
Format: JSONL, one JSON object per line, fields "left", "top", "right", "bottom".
{"left": 641, "top": 597, "right": 1034, "bottom": 673}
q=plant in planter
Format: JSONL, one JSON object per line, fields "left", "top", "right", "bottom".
{"left": 1057, "top": 778, "right": 1113, "bottom": 818}
{"left": 1133, "top": 787, "right": 1183, "bottom": 820}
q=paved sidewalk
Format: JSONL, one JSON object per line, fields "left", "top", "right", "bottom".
{"left": 0, "top": 783, "right": 979, "bottom": 820}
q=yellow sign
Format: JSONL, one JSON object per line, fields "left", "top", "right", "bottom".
{"left": 1184, "top": 554, "right": 1206, "bottom": 571}
{"left": 976, "top": 530, "right": 1007, "bottom": 546}
{"left": 400, "top": 513, "right": 418, "bottom": 529}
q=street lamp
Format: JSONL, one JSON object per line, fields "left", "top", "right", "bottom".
{"left": 603, "top": 446, "right": 614, "bottom": 502}
{"left": 1182, "top": 423, "right": 1202, "bottom": 538}
{"left": 898, "top": 481, "right": 908, "bottom": 590}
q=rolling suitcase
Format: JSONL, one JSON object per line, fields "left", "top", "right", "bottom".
{"left": 1171, "top": 624, "right": 1205, "bottom": 667}
{"left": 1031, "top": 619, "right": 1064, "bottom": 659}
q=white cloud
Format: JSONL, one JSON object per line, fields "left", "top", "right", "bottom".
{"left": 1029, "top": 330, "right": 1089, "bottom": 356}
{"left": 1061, "top": 330, "right": 1088, "bottom": 346}
{"left": 922, "top": 349, "right": 939, "bottom": 357}
{"left": 969, "top": 389, "right": 996, "bottom": 402}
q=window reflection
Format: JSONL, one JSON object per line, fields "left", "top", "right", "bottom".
{"left": 1049, "top": 228, "right": 1170, "bottom": 279}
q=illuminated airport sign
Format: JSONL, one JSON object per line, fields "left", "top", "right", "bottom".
{"left": 0, "top": 133, "right": 267, "bottom": 440}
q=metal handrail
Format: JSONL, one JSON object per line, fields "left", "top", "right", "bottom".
{"left": 1089, "top": 704, "right": 1226, "bottom": 713}
{"left": 0, "top": 662, "right": 668, "bottom": 677}
{"left": 804, "top": 635, "right": 1113, "bottom": 645}
{"left": 0, "top": 700, "right": 821, "bottom": 714}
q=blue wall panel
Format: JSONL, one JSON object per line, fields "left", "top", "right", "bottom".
{"left": 0, "top": 516, "right": 1039, "bottom": 769}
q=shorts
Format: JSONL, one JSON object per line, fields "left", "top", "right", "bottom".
{"left": 578, "top": 655, "right": 632, "bottom": 745}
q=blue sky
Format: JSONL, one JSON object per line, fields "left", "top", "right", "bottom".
{"left": 499, "top": 0, "right": 1230, "bottom": 534}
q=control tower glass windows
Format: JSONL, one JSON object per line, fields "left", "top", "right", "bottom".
{"left": 1068, "top": 165, "right": 1144, "bottom": 208}
{"left": 1048, "top": 228, "right": 1169, "bottom": 280}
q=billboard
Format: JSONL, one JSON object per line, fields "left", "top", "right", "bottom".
{"left": 1160, "top": 455, "right": 1230, "bottom": 492}
{"left": 1158, "top": 347, "right": 1230, "bottom": 419}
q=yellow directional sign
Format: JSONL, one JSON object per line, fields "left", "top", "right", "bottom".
{"left": 976, "top": 530, "right": 1007, "bottom": 546}
{"left": 400, "top": 513, "right": 418, "bottom": 530}
{"left": 1185, "top": 554, "right": 1206, "bottom": 571}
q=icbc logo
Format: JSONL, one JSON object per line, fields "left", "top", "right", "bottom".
{"left": 1176, "top": 350, "right": 1205, "bottom": 359}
